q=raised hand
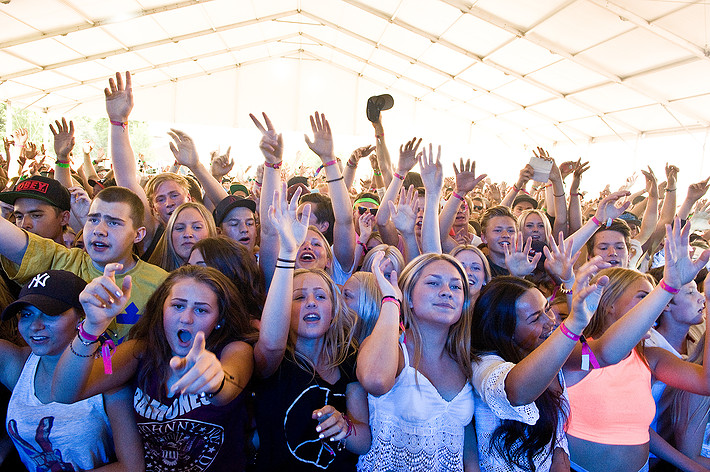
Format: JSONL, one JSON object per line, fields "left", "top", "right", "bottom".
{"left": 268, "top": 182, "right": 311, "bottom": 253}
{"left": 665, "top": 163, "right": 679, "bottom": 189}
{"left": 250, "top": 112, "right": 283, "bottom": 164}
{"left": 543, "top": 232, "right": 581, "bottom": 283}
{"left": 12, "top": 128, "right": 28, "bottom": 148}
{"left": 210, "top": 147, "right": 234, "bottom": 179}
{"left": 304, "top": 112, "right": 334, "bottom": 160}
{"left": 22, "top": 142, "right": 39, "bottom": 162}
{"left": 504, "top": 233, "right": 542, "bottom": 277}
{"left": 78, "top": 263, "right": 132, "bottom": 337}
{"left": 640, "top": 166, "right": 658, "bottom": 198}
{"left": 104, "top": 71, "right": 133, "bottom": 122}
{"left": 350, "top": 145, "right": 375, "bottom": 166}
{"left": 358, "top": 212, "right": 374, "bottom": 245}
{"left": 388, "top": 185, "right": 419, "bottom": 235}
{"left": 594, "top": 190, "right": 631, "bottom": 223}
{"left": 419, "top": 144, "right": 442, "bottom": 192}
{"left": 82, "top": 141, "right": 93, "bottom": 155}
{"left": 663, "top": 216, "right": 710, "bottom": 289}
{"left": 168, "top": 129, "right": 200, "bottom": 168}
{"left": 686, "top": 177, "right": 710, "bottom": 203}
{"left": 397, "top": 137, "right": 422, "bottom": 174}
{"left": 516, "top": 163, "right": 535, "bottom": 189}
{"left": 69, "top": 186, "right": 91, "bottom": 224}
{"left": 168, "top": 332, "right": 224, "bottom": 397}
{"left": 566, "top": 256, "right": 611, "bottom": 333}
{"left": 370, "top": 251, "right": 403, "bottom": 301}
{"left": 453, "top": 158, "right": 487, "bottom": 195}
{"left": 50, "top": 118, "right": 75, "bottom": 160}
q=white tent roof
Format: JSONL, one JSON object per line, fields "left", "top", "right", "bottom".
{"left": 2, "top": 0, "right": 710, "bottom": 147}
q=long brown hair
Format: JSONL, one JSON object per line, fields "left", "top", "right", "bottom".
{"left": 129, "top": 265, "right": 256, "bottom": 398}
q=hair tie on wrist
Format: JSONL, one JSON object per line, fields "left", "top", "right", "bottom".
{"left": 326, "top": 176, "right": 344, "bottom": 184}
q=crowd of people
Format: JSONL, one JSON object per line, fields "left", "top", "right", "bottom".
{"left": 0, "top": 70, "right": 710, "bottom": 472}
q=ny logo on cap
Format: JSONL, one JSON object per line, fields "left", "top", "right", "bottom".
{"left": 27, "top": 273, "right": 50, "bottom": 289}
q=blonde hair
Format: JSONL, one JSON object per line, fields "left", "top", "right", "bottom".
{"left": 361, "top": 244, "right": 405, "bottom": 275}
{"left": 399, "top": 253, "right": 473, "bottom": 379}
{"left": 586, "top": 267, "right": 655, "bottom": 339}
{"left": 144, "top": 173, "right": 191, "bottom": 208}
{"left": 148, "top": 202, "right": 217, "bottom": 271}
{"left": 517, "top": 209, "right": 552, "bottom": 245}
{"left": 288, "top": 269, "right": 357, "bottom": 374}
{"left": 450, "top": 244, "right": 492, "bottom": 286}
{"left": 347, "top": 271, "right": 382, "bottom": 343}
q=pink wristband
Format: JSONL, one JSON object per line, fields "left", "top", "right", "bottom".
{"left": 452, "top": 191, "right": 465, "bottom": 201}
{"left": 393, "top": 172, "right": 405, "bottom": 180}
{"left": 78, "top": 321, "right": 100, "bottom": 342}
{"left": 591, "top": 216, "right": 602, "bottom": 226}
{"left": 559, "top": 322, "right": 580, "bottom": 341}
{"left": 660, "top": 279, "right": 679, "bottom": 294}
{"left": 109, "top": 120, "right": 127, "bottom": 131}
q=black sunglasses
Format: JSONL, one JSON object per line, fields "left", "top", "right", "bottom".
{"left": 357, "top": 206, "right": 378, "bottom": 216}
{"left": 472, "top": 205, "right": 484, "bottom": 211}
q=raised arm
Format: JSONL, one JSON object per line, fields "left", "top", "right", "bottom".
{"left": 250, "top": 112, "right": 283, "bottom": 288}
{"left": 305, "top": 112, "right": 357, "bottom": 272}
{"left": 49, "top": 118, "right": 75, "bottom": 189}
{"left": 644, "top": 163, "right": 679, "bottom": 254}
{"left": 372, "top": 116, "right": 393, "bottom": 185}
{"left": 375, "top": 137, "right": 421, "bottom": 247}
{"left": 505, "top": 257, "right": 609, "bottom": 406}
{"left": 389, "top": 185, "right": 420, "bottom": 263}
{"left": 167, "top": 129, "right": 228, "bottom": 208}
{"left": 253, "top": 185, "right": 310, "bottom": 378}
{"left": 343, "top": 145, "right": 374, "bottom": 190}
{"left": 678, "top": 177, "right": 710, "bottom": 222}
{"left": 544, "top": 152, "right": 568, "bottom": 237}
{"left": 439, "top": 158, "right": 487, "bottom": 253}
{"left": 419, "top": 144, "right": 444, "bottom": 254}
{"left": 635, "top": 167, "right": 659, "bottom": 245}
{"left": 105, "top": 72, "right": 159, "bottom": 242}
{"left": 568, "top": 159, "right": 589, "bottom": 234}
{"left": 356, "top": 251, "right": 404, "bottom": 395}
{"left": 566, "top": 191, "right": 631, "bottom": 256}
{"left": 51, "top": 264, "right": 139, "bottom": 403}
{"left": 568, "top": 218, "right": 710, "bottom": 370}
{"left": 501, "top": 164, "right": 534, "bottom": 208}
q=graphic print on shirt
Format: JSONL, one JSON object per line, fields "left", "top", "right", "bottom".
{"left": 7, "top": 416, "right": 75, "bottom": 471}
{"left": 139, "top": 419, "right": 224, "bottom": 472}
{"left": 284, "top": 384, "right": 345, "bottom": 469}
{"left": 134, "top": 388, "right": 224, "bottom": 471}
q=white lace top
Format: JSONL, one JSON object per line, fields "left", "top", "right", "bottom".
{"left": 357, "top": 342, "right": 474, "bottom": 472}
{"left": 472, "top": 354, "right": 569, "bottom": 472}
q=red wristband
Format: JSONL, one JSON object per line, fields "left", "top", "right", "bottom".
{"left": 109, "top": 120, "right": 127, "bottom": 131}
{"left": 264, "top": 161, "right": 282, "bottom": 170}
{"left": 393, "top": 172, "right": 405, "bottom": 180}
{"left": 591, "top": 216, "right": 602, "bottom": 226}
{"left": 660, "top": 279, "right": 679, "bottom": 294}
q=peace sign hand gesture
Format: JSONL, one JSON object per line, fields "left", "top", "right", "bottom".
{"left": 250, "top": 112, "right": 283, "bottom": 164}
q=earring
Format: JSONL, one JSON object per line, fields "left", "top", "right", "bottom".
{"left": 215, "top": 323, "right": 222, "bottom": 330}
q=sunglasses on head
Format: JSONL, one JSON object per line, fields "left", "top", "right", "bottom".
{"left": 358, "top": 206, "right": 378, "bottom": 216}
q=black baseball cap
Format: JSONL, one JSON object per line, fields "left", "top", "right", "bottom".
{"left": 0, "top": 176, "right": 71, "bottom": 212}
{"left": 2, "top": 270, "right": 87, "bottom": 320}
{"left": 366, "top": 94, "right": 394, "bottom": 123}
{"left": 213, "top": 195, "right": 257, "bottom": 226}
{"left": 512, "top": 194, "right": 539, "bottom": 210}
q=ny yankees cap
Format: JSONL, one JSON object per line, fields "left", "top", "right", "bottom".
{"left": 2, "top": 270, "right": 87, "bottom": 320}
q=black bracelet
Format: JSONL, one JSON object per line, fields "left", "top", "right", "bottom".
{"left": 275, "top": 264, "right": 296, "bottom": 269}
{"left": 68, "top": 339, "right": 99, "bottom": 358}
{"left": 207, "top": 375, "right": 227, "bottom": 399}
{"left": 554, "top": 192, "right": 565, "bottom": 197}
{"left": 326, "top": 176, "right": 344, "bottom": 183}
{"left": 277, "top": 257, "right": 296, "bottom": 263}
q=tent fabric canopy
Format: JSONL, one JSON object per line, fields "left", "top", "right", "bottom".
{"left": 2, "top": 0, "right": 710, "bottom": 146}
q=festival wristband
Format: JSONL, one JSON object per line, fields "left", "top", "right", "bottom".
{"left": 315, "top": 159, "right": 337, "bottom": 176}
{"left": 452, "top": 191, "right": 465, "bottom": 201}
{"left": 109, "top": 120, "right": 127, "bottom": 130}
{"left": 393, "top": 172, "right": 405, "bottom": 180}
{"left": 591, "top": 216, "right": 602, "bottom": 226}
{"left": 264, "top": 161, "right": 282, "bottom": 170}
{"left": 659, "top": 279, "right": 679, "bottom": 294}
{"left": 559, "top": 322, "right": 580, "bottom": 341}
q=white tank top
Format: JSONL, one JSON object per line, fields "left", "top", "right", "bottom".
{"left": 6, "top": 353, "right": 114, "bottom": 472}
{"left": 357, "top": 341, "right": 474, "bottom": 471}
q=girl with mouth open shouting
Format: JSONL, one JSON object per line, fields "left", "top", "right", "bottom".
{"left": 50, "top": 263, "right": 256, "bottom": 472}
